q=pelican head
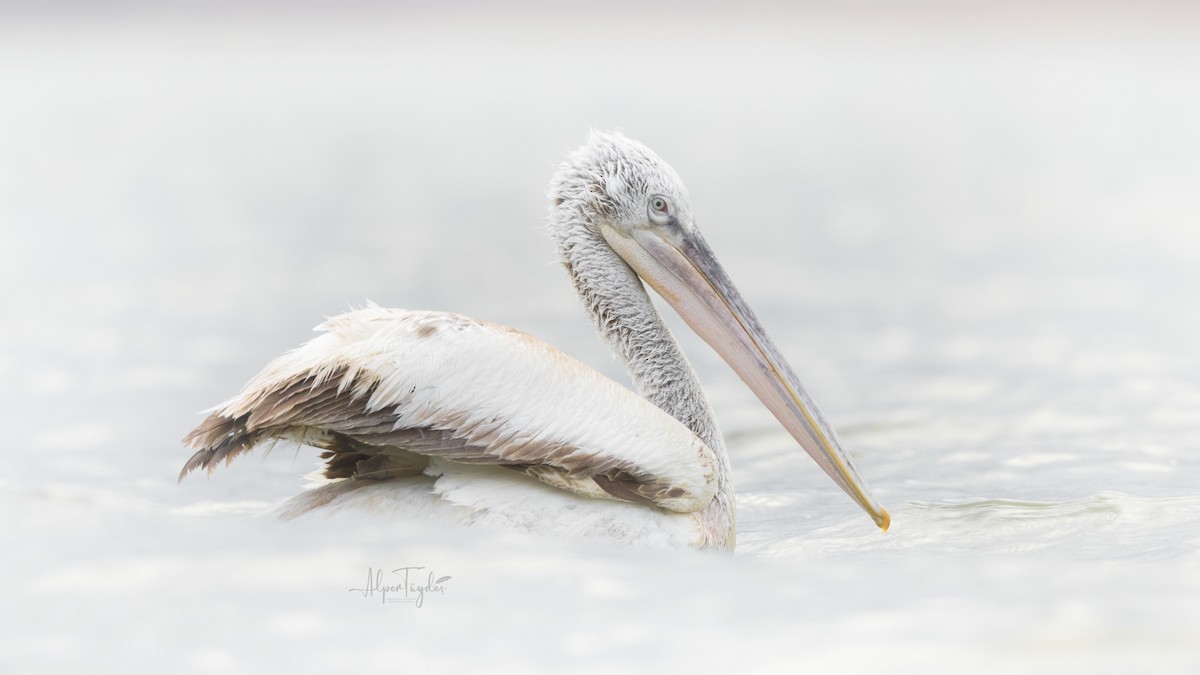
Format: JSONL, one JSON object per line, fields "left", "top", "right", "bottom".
{"left": 549, "top": 131, "right": 890, "bottom": 531}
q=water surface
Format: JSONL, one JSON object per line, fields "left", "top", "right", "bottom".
{"left": 3, "top": 7, "right": 1199, "bottom": 673}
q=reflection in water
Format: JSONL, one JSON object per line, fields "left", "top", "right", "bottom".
{"left": 3, "top": 7, "right": 1200, "bottom": 673}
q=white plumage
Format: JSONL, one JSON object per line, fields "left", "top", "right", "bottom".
{"left": 182, "top": 131, "right": 889, "bottom": 550}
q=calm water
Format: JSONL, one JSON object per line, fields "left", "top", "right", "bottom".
{"left": 3, "top": 8, "right": 1199, "bottom": 673}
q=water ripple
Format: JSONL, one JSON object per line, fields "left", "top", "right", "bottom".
{"left": 742, "top": 492, "right": 1200, "bottom": 561}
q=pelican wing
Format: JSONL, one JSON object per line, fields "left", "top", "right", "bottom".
{"left": 182, "top": 307, "right": 718, "bottom": 513}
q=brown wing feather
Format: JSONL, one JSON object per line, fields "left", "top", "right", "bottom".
{"left": 182, "top": 365, "right": 683, "bottom": 508}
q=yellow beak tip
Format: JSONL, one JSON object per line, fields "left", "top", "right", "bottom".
{"left": 877, "top": 508, "right": 891, "bottom": 533}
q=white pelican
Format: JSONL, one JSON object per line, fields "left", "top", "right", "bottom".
{"left": 182, "top": 131, "right": 889, "bottom": 550}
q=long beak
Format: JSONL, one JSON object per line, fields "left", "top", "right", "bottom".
{"left": 600, "top": 222, "right": 890, "bottom": 531}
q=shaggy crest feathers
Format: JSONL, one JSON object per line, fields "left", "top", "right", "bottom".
{"left": 542, "top": 131, "right": 733, "bottom": 527}
{"left": 181, "top": 131, "right": 740, "bottom": 548}
{"left": 548, "top": 130, "right": 694, "bottom": 235}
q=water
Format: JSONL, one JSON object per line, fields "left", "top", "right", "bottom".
{"left": 3, "top": 6, "right": 1199, "bottom": 673}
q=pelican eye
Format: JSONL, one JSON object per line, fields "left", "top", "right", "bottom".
{"left": 648, "top": 195, "right": 672, "bottom": 224}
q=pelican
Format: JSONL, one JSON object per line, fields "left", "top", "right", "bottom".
{"left": 181, "top": 131, "right": 889, "bottom": 550}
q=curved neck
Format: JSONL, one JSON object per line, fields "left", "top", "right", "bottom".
{"left": 550, "top": 218, "right": 737, "bottom": 546}
{"left": 556, "top": 224, "right": 721, "bottom": 452}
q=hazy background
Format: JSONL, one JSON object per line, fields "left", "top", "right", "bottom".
{"left": 2, "top": 2, "right": 1199, "bottom": 673}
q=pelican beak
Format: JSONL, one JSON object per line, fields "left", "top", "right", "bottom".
{"left": 600, "top": 221, "right": 890, "bottom": 532}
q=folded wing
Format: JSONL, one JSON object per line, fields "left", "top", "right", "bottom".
{"left": 182, "top": 307, "right": 718, "bottom": 513}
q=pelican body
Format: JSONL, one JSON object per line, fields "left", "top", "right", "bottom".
{"left": 182, "top": 132, "right": 888, "bottom": 550}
